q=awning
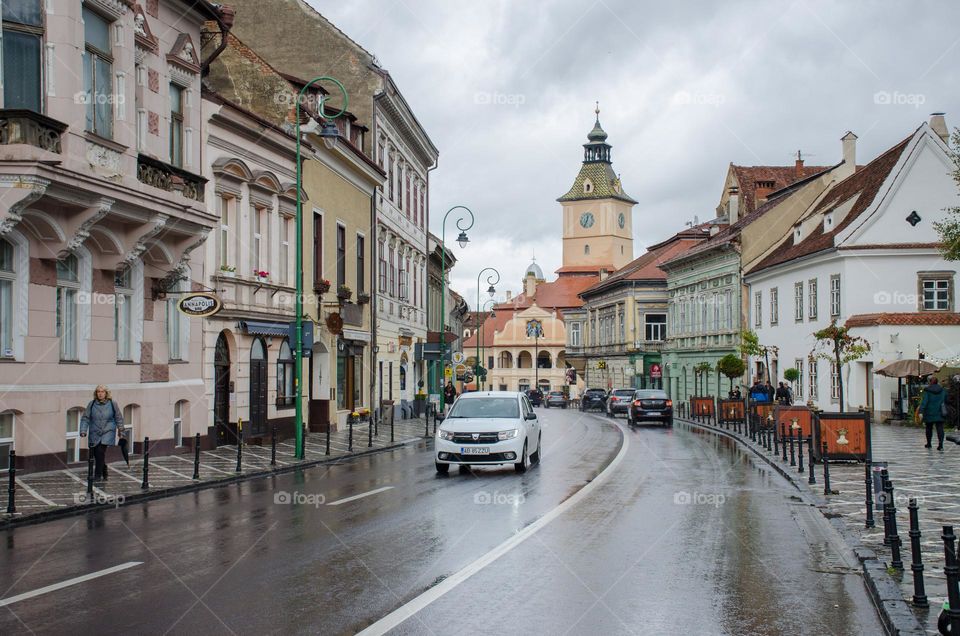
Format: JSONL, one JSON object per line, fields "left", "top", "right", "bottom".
{"left": 239, "top": 320, "right": 288, "bottom": 336}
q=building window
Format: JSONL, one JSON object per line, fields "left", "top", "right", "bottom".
{"left": 378, "top": 241, "right": 387, "bottom": 292}
{"left": 166, "top": 274, "right": 190, "bottom": 362}
{"left": 919, "top": 273, "right": 953, "bottom": 311}
{"left": 619, "top": 309, "right": 625, "bottom": 341}
{"left": 645, "top": 314, "right": 667, "bottom": 341}
{"left": 252, "top": 206, "right": 265, "bottom": 273}
{"left": 114, "top": 267, "right": 133, "bottom": 361}
{"left": 336, "top": 224, "right": 346, "bottom": 289}
{"left": 754, "top": 291, "right": 762, "bottom": 327}
{"left": 794, "top": 358, "right": 804, "bottom": 399}
{"left": 169, "top": 83, "right": 184, "bottom": 167}
{"left": 82, "top": 6, "right": 113, "bottom": 138}
{"left": 66, "top": 408, "right": 82, "bottom": 463}
{"left": 584, "top": 244, "right": 590, "bottom": 255}
{"left": 218, "top": 196, "right": 231, "bottom": 269}
{"left": 770, "top": 287, "right": 779, "bottom": 325}
{"left": 0, "top": 411, "right": 14, "bottom": 470}
{"left": 388, "top": 246, "right": 396, "bottom": 297}
{"left": 336, "top": 351, "right": 346, "bottom": 410}
{"left": 277, "top": 340, "right": 294, "bottom": 407}
{"left": 808, "top": 278, "right": 818, "bottom": 320}
{"left": 313, "top": 212, "right": 323, "bottom": 289}
{"left": 830, "top": 274, "right": 841, "bottom": 317}
{"left": 2, "top": 0, "right": 43, "bottom": 112}
{"left": 569, "top": 322, "right": 581, "bottom": 346}
{"left": 808, "top": 359, "right": 818, "bottom": 401}
{"left": 56, "top": 255, "right": 80, "bottom": 361}
{"left": 173, "top": 401, "right": 184, "bottom": 447}
{"left": 122, "top": 404, "right": 137, "bottom": 450}
{"left": 280, "top": 217, "right": 290, "bottom": 285}
{"left": 830, "top": 365, "right": 840, "bottom": 400}
{"left": 399, "top": 257, "right": 408, "bottom": 301}
{"left": 0, "top": 238, "right": 15, "bottom": 358}
{"left": 794, "top": 281, "right": 804, "bottom": 322}
{"left": 356, "top": 235, "right": 365, "bottom": 295}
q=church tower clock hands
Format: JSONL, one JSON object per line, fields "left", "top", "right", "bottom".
{"left": 557, "top": 103, "right": 637, "bottom": 272}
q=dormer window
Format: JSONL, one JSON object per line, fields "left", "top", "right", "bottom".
{"left": 824, "top": 213, "right": 834, "bottom": 231}
{"left": 756, "top": 180, "right": 775, "bottom": 189}
{"left": 794, "top": 226, "right": 802, "bottom": 243}
{"left": 583, "top": 179, "right": 593, "bottom": 194}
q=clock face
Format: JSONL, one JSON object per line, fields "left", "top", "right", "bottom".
{"left": 618, "top": 213, "right": 625, "bottom": 229}
{"left": 579, "top": 212, "right": 595, "bottom": 228}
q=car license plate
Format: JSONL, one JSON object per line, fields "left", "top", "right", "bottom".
{"left": 644, "top": 411, "right": 659, "bottom": 416}
{"left": 461, "top": 447, "right": 489, "bottom": 455}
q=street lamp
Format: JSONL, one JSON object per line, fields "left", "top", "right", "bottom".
{"left": 479, "top": 298, "right": 496, "bottom": 391}
{"left": 437, "top": 206, "right": 475, "bottom": 410}
{"left": 295, "top": 77, "right": 348, "bottom": 460}
{"left": 475, "top": 267, "right": 500, "bottom": 386}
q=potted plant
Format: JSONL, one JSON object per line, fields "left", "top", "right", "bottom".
{"left": 253, "top": 269, "right": 269, "bottom": 283}
{"left": 219, "top": 265, "right": 236, "bottom": 278}
{"left": 314, "top": 278, "right": 331, "bottom": 294}
{"left": 336, "top": 284, "right": 352, "bottom": 301}
{"left": 357, "top": 291, "right": 371, "bottom": 304}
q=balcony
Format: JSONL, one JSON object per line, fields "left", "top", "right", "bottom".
{"left": 0, "top": 109, "right": 67, "bottom": 153}
{"left": 137, "top": 154, "right": 207, "bottom": 202}
{"left": 567, "top": 341, "right": 664, "bottom": 357}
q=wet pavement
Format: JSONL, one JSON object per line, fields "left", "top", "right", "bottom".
{"left": 0, "top": 408, "right": 883, "bottom": 635}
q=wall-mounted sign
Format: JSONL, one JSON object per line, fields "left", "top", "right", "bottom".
{"left": 177, "top": 292, "right": 222, "bottom": 317}
{"left": 326, "top": 313, "right": 343, "bottom": 335}
{"left": 650, "top": 363, "right": 662, "bottom": 378}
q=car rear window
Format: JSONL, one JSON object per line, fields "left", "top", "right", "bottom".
{"left": 635, "top": 390, "right": 668, "bottom": 399}
{"left": 447, "top": 397, "right": 520, "bottom": 419}
{"left": 549, "top": 392, "right": 563, "bottom": 396}
{"left": 613, "top": 389, "right": 635, "bottom": 397}
{"left": 585, "top": 389, "right": 606, "bottom": 395}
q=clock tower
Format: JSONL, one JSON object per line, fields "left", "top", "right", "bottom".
{"left": 558, "top": 105, "right": 637, "bottom": 272}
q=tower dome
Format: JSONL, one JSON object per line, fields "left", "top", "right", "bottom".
{"left": 525, "top": 259, "right": 544, "bottom": 280}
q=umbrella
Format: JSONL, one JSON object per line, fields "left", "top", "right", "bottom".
{"left": 118, "top": 436, "right": 130, "bottom": 467}
{"left": 874, "top": 358, "right": 940, "bottom": 378}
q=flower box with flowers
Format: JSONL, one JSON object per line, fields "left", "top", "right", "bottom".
{"left": 314, "top": 278, "right": 331, "bottom": 294}
{"left": 253, "top": 270, "right": 269, "bottom": 283}
{"left": 356, "top": 292, "right": 371, "bottom": 304}
{"left": 219, "top": 265, "right": 236, "bottom": 278}
{"left": 336, "top": 285, "right": 352, "bottom": 301}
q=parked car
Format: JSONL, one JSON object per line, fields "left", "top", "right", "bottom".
{"left": 435, "top": 391, "right": 542, "bottom": 474}
{"left": 544, "top": 391, "right": 567, "bottom": 408}
{"left": 526, "top": 388, "right": 544, "bottom": 406}
{"left": 580, "top": 388, "right": 608, "bottom": 412}
{"left": 627, "top": 389, "right": 673, "bottom": 426}
{"left": 606, "top": 388, "right": 637, "bottom": 417}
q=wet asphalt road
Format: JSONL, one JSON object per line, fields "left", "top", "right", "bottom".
{"left": 1, "top": 408, "right": 883, "bottom": 635}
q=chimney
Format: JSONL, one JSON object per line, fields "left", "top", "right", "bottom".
{"left": 839, "top": 131, "right": 857, "bottom": 179}
{"left": 795, "top": 150, "right": 804, "bottom": 178}
{"left": 930, "top": 113, "right": 949, "bottom": 145}
{"left": 505, "top": 290, "right": 512, "bottom": 300}
{"left": 710, "top": 224, "right": 721, "bottom": 237}
{"left": 525, "top": 272, "right": 537, "bottom": 298}
{"left": 727, "top": 185, "right": 739, "bottom": 224}
{"left": 598, "top": 268, "right": 609, "bottom": 281}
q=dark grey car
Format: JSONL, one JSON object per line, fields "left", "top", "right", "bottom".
{"left": 627, "top": 389, "right": 673, "bottom": 426}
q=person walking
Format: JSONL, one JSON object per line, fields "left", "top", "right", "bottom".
{"left": 443, "top": 381, "right": 458, "bottom": 410}
{"left": 775, "top": 382, "right": 791, "bottom": 405}
{"left": 80, "top": 385, "right": 124, "bottom": 481}
{"left": 919, "top": 377, "right": 947, "bottom": 450}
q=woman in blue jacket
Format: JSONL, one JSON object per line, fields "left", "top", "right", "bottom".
{"left": 80, "top": 385, "right": 124, "bottom": 481}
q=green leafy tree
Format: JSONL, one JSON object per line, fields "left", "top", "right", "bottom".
{"left": 783, "top": 367, "right": 800, "bottom": 397}
{"left": 739, "top": 329, "right": 779, "bottom": 382}
{"left": 934, "top": 128, "right": 960, "bottom": 261}
{"left": 810, "top": 320, "right": 871, "bottom": 412}
{"left": 694, "top": 361, "right": 713, "bottom": 396}
{"left": 717, "top": 354, "right": 747, "bottom": 394}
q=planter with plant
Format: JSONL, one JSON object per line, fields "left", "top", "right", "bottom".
{"left": 314, "top": 278, "right": 331, "bottom": 294}
{"left": 253, "top": 269, "right": 269, "bottom": 282}
{"left": 337, "top": 284, "right": 352, "bottom": 301}
{"left": 218, "top": 265, "right": 236, "bottom": 278}
{"left": 357, "top": 291, "right": 371, "bottom": 304}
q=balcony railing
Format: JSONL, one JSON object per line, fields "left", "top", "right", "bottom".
{"left": 0, "top": 109, "right": 67, "bottom": 153}
{"left": 566, "top": 341, "right": 665, "bottom": 356}
{"left": 137, "top": 153, "right": 207, "bottom": 202}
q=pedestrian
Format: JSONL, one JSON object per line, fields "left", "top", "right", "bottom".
{"left": 775, "top": 382, "right": 791, "bottom": 405}
{"left": 749, "top": 379, "right": 767, "bottom": 403}
{"left": 919, "top": 377, "right": 948, "bottom": 450}
{"left": 80, "top": 385, "right": 124, "bottom": 481}
{"left": 764, "top": 380, "right": 775, "bottom": 403}
{"left": 729, "top": 386, "right": 742, "bottom": 400}
{"left": 443, "top": 381, "right": 457, "bottom": 408}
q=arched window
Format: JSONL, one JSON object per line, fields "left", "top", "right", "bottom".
{"left": 66, "top": 407, "right": 83, "bottom": 463}
{"left": 173, "top": 400, "right": 186, "bottom": 447}
{"left": 276, "top": 339, "right": 294, "bottom": 407}
{"left": 0, "top": 411, "right": 14, "bottom": 470}
{"left": 498, "top": 351, "right": 513, "bottom": 369}
{"left": 584, "top": 245, "right": 590, "bottom": 255}
{"left": 537, "top": 351, "right": 552, "bottom": 369}
{"left": 399, "top": 364, "right": 407, "bottom": 391}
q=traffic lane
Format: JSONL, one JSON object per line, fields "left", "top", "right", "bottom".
{"left": 388, "top": 420, "right": 884, "bottom": 635}
{"left": 0, "top": 408, "right": 622, "bottom": 635}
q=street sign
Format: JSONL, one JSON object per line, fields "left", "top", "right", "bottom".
{"left": 177, "top": 292, "right": 221, "bottom": 317}
{"left": 444, "top": 367, "right": 452, "bottom": 378}
{"left": 452, "top": 351, "right": 465, "bottom": 364}
{"left": 650, "top": 363, "right": 662, "bottom": 378}
{"left": 287, "top": 321, "right": 313, "bottom": 357}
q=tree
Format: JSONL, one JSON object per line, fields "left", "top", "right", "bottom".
{"left": 694, "top": 361, "right": 713, "bottom": 396}
{"left": 783, "top": 367, "right": 800, "bottom": 398}
{"left": 739, "top": 329, "right": 779, "bottom": 382}
{"left": 717, "top": 354, "right": 747, "bottom": 395}
{"left": 810, "top": 320, "right": 871, "bottom": 412}
{"left": 934, "top": 127, "right": 960, "bottom": 261}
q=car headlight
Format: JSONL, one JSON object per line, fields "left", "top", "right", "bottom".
{"left": 498, "top": 429, "right": 519, "bottom": 441}
{"left": 438, "top": 429, "right": 454, "bottom": 441}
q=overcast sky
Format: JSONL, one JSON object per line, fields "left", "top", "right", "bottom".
{"left": 310, "top": 0, "right": 960, "bottom": 308}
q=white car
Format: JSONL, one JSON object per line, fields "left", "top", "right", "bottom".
{"left": 435, "top": 391, "right": 542, "bottom": 474}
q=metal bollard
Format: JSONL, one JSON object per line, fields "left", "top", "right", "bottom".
{"left": 772, "top": 424, "right": 779, "bottom": 456}
{"left": 907, "top": 499, "right": 929, "bottom": 608}
{"left": 325, "top": 421, "right": 331, "bottom": 456}
{"left": 864, "top": 461, "right": 875, "bottom": 528}
{"left": 425, "top": 407, "right": 430, "bottom": 438}
{"left": 141, "top": 436, "right": 150, "bottom": 489}
{"left": 235, "top": 428, "right": 243, "bottom": 473}
{"left": 271, "top": 425, "right": 277, "bottom": 466}
{"left": 348, "top": 415, "right": 354, "bottom": 452}
{"left": 780, "top": 424, "right": 788, "bottom": 462}
{"left": 7, "top": 450, "right": 16, "bottom": 514}
{"left": 823, "top": 442, "right": 838, "bottom": 494}
{"left": 87, "top": 454, "right": 95, "bottom": 495}
{"left": 884, "top": 475, "right": 904, "bottom": 569}
{"left": 941, "top": 525, "right": 960, "bottom": 634}
{"left": 881, "top": 469, "right": 893, "bottom": 546}
{"left": 750, "top": 417, "right": 756, "bottom": 442}
{"left": 193, "top": 433, "right": 200, "bottom": 480}
{"left": 797, "top": 431, "right": 805, "bottom": 474}
{"left": 433, "top": 405, "right": 438, "bottom": 436}
{"left": 807, "top": 435, "right": 816, "bottom": 485}
{"left": 789, "top": 429, "right": 796, "bottom": 466}
{"left": 368, "top": 414, "right": 373, "bottom": 448}
{"left": 391, "top": 404, "right": 395, "bottom": 443}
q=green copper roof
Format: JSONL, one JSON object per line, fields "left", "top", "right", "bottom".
{"left": 557, "top": 161, "right": 638, "bottom": 203}
{"left": 587, "top": 118, "right": 608, "bottom": 142}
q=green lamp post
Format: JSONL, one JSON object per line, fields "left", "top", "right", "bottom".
{"left": 437, "top": 206, "right": 474, "bottom": 410}
{"left": 474, "top": 268, "right": 499, "bottom": 386}
{"left": 479, "top": 298, "right": 496, "bottom": 391}
{"left": 294, "top": 77, "right": 348, "bottom": 459}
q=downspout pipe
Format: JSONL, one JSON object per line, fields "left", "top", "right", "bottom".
{"left": 200, "top": 3, "right": 235, "bottom": 77}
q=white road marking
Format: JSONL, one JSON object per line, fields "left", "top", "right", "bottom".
{"left": 327, "top": 486, "right": 395, "bottom": 506}
{"left": 105, "top": 465, "right": 142, "bottom": 484}
{"left": 171, "top": 454, "right": 232, "bottom": 474}
{"left": 0, "top": 562, "right": 143, "bottom": 607}
{"left": 151, "top": 463, "right": 195, "bottom": 480}
{"left": 61, "top": 470, "right": 108, "bottom": 498}
{"left": 357, "top": 418, "right": 629, "bottom": 636}
{"left": 15, "top": 479, "right": 60, "bottom": 507}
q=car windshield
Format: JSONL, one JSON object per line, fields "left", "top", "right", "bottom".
{"left": 549, "top": 392, "right": 563, "bottom": 396}
{"left": 613, "top": 389, "right": 635, "bottom": 397}
{"left": 586, "top": 389, "right": 606, "bottom": 395}
{"left": 447, "top": 397, "right": 520, "bottom": 419}
{"left": 635, "top": 390, "right": 668, "bottom": 399}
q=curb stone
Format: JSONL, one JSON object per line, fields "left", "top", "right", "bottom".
{"left": 680, "top": 418, "right": 926, "bottom": 635}
{"left": 1, "top": 436, "right": 426, "bottom": 531}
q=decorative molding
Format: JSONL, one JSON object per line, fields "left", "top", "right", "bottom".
{"left": 85, "top": 140, "right": 123, "bottom": 180}
{"left": 83, "top": 0, "right": 129, "bottom": 20}
{"left": 177, "top": 229, "right": 210, "bottom": 268}
{"left": 166, "top": 33, "right": 200, "bottom": 76}
{"left": 61, "top": 198, "right": 114, "bottom": 257}
{"left": 0, "top": 177, "right": 50, "bottom": 235}
{"left": 132, "top": 3, "right": 159, "bottom": 53}
{"left": 0, "top": 109, "right": 67, "bottom": 153}
{"left": 123, "top": 213, "right": 168, "bottom": 264}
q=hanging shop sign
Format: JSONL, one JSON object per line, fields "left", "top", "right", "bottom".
{"left": 177, "top": 292, "right": 222, "bottom": 317}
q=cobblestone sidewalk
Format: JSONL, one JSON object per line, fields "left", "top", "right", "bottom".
{"left": 2, "top": 417, "right": 432, "bottom": 526}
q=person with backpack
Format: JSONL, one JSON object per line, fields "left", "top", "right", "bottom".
{"left": 919, "top": 377, "right": 947, "bottom": 451}
{"left": 775, "top": 382, "right": 792, "bottom": 405}
{"left": 80, "top": 385, "right": 124, "bottom": 481}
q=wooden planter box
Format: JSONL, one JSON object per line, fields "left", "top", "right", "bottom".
{"left": 717, "top": 399, "right": 745, "bottom": 426}
{"left": 814, "top": 411, "right": 871, "bottom": 462}
{"left": 750, "top": 402, "right": 777, "bottom": 430}
{"left": 774, "top": 405, "right": 813, "bottom": 441}
{"left": 690, "top": 396, "right": 716, "bottom": 421}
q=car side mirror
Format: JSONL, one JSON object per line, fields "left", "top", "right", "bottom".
{"left": 524, "top": 412, "right": 537, "bottom": 420}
